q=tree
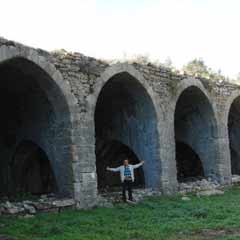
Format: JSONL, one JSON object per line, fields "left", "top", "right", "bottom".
{"left": 183, "top": 58, "right": 209, "bottom": 78}
{"left": 236, "top": 72, "right": 240, "bottom": 82}
{"left": 164, "top": 57, "right": 173, "bottom": 68}
{"left": 183, "top": 58, "right": 225, "bottom": 81}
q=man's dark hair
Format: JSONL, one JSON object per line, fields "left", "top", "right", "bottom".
{"left": 120, "top": 154, "right": 128, "bottom": 160}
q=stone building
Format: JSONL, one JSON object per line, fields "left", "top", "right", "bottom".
{"left": 0, "top": 37, "right": 239, "bottom": 208}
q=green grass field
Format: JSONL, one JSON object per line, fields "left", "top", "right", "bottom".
{"left": 2, "top": 187, "right": 240, "bottom": 240}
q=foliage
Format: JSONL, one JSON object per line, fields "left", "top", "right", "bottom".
{"left": 123, "top": 54, "right": 150, "bottom": 65}
{"left": 2, "top": 187, "right": 240, "bottom": 239}
{"left": 113, "top": 54, "right": 240, "bottom": 83}
{"left": 118, "top": 54, "right": 176, "bottom": 71}
{"left": 182, "top": 58, "right": 226, "bottom": 81}
{"left": 236, "top": 73, "right": 240, "bottom": 82}
{"left": 114, "top": 55, "right": 237, "bottom": 84}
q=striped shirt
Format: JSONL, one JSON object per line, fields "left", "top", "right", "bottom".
{"left": 124, "top": 166, "right": 132, "bottom": 179}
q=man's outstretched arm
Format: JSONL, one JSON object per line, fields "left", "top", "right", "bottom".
{"left": 106, "top": 166, "right": 121, "bottom": 172}
{"left": 132, "top": 160, "right": 144, "bottom": 169}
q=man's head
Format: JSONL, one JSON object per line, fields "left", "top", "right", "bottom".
{"left": 123, "top": 159, "right": 129, "bottom": 166}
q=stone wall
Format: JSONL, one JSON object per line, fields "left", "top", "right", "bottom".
{"left": 0, "top": 37, "right": 240, "bottom": 208}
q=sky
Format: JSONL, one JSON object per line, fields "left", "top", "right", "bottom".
{"left": 0, "top": 0, "right": 240, "bottom": 78}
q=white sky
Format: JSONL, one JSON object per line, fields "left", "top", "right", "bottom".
{"left": 1, "top": 0, "right": 240, "bottom": 78}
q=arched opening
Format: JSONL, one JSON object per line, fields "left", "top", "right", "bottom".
{"left": 228, "top": 96, "right": 240, "bottom": 175}
{"left": 11, "top": 141, "right": 56, "bottom": 196}
{"left": 176, "top": 141, "right": 204, "bottom": 182}
{"left": 95, "top": 72, "right": 160, "bottom": 190}
{"left": 0, "top": 57, "right": 73, "bottom": 198}
{"left": 174, "top": 86, "right": 217, "bottom": 182}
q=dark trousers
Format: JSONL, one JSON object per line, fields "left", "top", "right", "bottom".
{"left": 122, "top": 179, "right": 133, "bottom": 201}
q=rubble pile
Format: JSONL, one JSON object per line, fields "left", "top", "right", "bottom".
{"left": 0, "top": 195, "right": 75, "bottom": 216}
{"left": 2, "top": 175, "right": 240, "bottom": 214}
{"left": 178, "top": 178, "right": 221, "bottom": 194}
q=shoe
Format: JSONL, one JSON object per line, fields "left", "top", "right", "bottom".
{"left": 127, "top": 199, "right": 136, "bottom": 204}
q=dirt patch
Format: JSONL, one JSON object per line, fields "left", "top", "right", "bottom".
{"left": 178, "top": 228, "right": 240, "bottom": 240}
{"left": 0, "top": 236, "right": 15, "bottom": 240}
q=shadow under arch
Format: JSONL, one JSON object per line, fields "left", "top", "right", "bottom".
{"left": 176, "top": 141, "right": 204, "bottom": 182}
{"left": 94, "top": 71, "right": 160, "bottom": 189}
{"left": 11, "top": 140, "right": 57, "bottom": 196}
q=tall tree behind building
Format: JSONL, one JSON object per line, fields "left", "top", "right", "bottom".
{"left": 183, "top": 58, "right": 226, "bottom": 81}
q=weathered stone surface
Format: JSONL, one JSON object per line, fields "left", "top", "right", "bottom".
{"left": 1, "top": 201, "right": 25, "bottom": 215}
{"left": 52, "top": 199, "right": 75, "bottom": 208}
{"left": 0, "top": 36, "right": 239, "bottom": 209}
{"left": 181, "top": 196, "right": 191, "bottom": 201}
{"left": 99, "top": 188, "right": 162, "bottom": 205}
{"left": 178, "top": 178, "right": 221, "bottom": 194}
{"left": 0, "top": 196, "right": 75, "bottom": 216}
{"left": 20, "top": 214, "right": 35, "bottom": 219}
{"left": 232, "top": 175, "right": 240, "bottom": 184}
{"left": 23, "top": 204, "right": 36, "bottom": 214}
{"left": 197, "top": 189, "right": 224, "bottom": 197}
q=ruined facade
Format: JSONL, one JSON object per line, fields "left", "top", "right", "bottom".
{"left": 0, "top": 37, "right": 239, "bottom": 208}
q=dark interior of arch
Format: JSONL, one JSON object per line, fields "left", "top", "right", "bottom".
{"left": 95, "top": 72, "right": 160, "bottom": 190}
{"left": 12, "top": 141, "right": 56, "bottom": 195}
{"left": 176, "top": 141, "right": 204, "bottom": 182}
{"left": 228, "top": 97, "right": 240, "bottom": 175}
{"left": 0, "top": 58, "right": 73, "bottom": 198}
{"left": 174, "top": 86, "right": 217, "bottom": 181}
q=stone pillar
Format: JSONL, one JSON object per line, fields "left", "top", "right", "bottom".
{"left": 213, "top": 104, "right": 232, "bottom": 184}
{"left": 71, "top": 117, "right": 98, "bottom": 208}
{"left": 158, "top": 105, "right": 178, "bottom": 194}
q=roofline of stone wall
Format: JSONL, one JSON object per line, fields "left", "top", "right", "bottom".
{"left": 1, "top": 36, "right": 239, "bottom": 90}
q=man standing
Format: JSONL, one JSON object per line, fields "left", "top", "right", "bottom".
{"left": 107, "top": 159, "right": 144, "bottom": 202}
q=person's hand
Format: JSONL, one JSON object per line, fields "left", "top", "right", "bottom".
{"left": 141, "top": 160, "right": 144, "bottom": 164}
{"left": 106, "top": 166, "right": 110, "bottom": 171}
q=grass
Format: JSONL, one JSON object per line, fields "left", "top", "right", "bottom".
{"left": 1, "top": 187, "right": 240, "bottom": 240}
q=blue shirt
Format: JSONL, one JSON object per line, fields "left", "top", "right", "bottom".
{"left": 124, "top": 166, "right": 132, "bottom": 179}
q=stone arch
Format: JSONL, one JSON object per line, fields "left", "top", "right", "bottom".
{"left": 173, "top": 78, "right": 220, "bottom": 181}
{"left": 224, "top": 90, "right": 240, "bottom": 123}
{"left": 88, "top": 64, "right": 162, "bottom": 190}
{"left": 173, "top": 78, "right": 215, "bottom": 110}
{"left": 0, "top": 45, "right": 79, "bottom": 198}
{"left": 225, "top": 90, "right": 240, "bottom": 176}
{"left": 87, "top": 64, "right": 160, "bottom": 114}
{"left": 0, "top": 46, "right": 78, "bottom": 116}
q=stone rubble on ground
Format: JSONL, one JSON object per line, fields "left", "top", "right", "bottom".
{"left": 181, "top": 196, "right": 191, "bottom": 201}
{"left": 1, "top": 175, "right": 240, "bottom": 214}
{"left": 98, "top": 178, "right": 224, "bottom": 206}
{"left": 231, "top": 175, "right": 240, "bottom": 184}
{"left": 196, "top": 189, "right": 224, "bottom": 197}
{"left": 99, "top": 176, "right": 238, "bottom": 206}
{"left": 0, "top": 195, "right": 75, "bottom": 216}
{"left": 98, "top": 188, "right": 162, "bottom": 207}
{"left": 178, "top": 178, "right": 221, "bottom": 194}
